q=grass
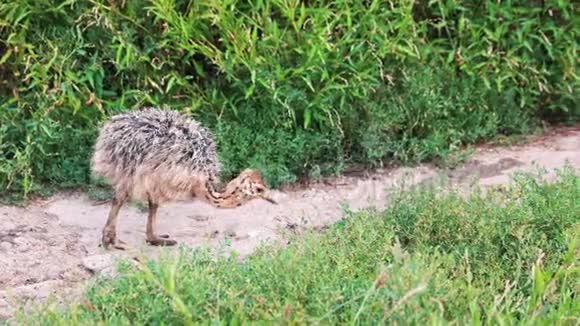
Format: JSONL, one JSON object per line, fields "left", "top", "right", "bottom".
{"left": 19, "top": 165, "right": 579, "bottom": 325}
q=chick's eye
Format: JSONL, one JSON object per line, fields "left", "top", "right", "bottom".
{"left": 256, "top": 187, "right": 264, "bottom": 193}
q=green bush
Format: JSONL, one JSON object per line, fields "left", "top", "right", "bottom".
{"left": 21, "top": 167, "right": 579, "bottom": 324}
{"left": 1, "top": 0, "right": 578, "bottom": 196}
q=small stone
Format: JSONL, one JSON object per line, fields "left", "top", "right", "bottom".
{"left": 224, "top": 230, "right": 237, "bottom": 238}
{"left": 81, "top": 254, "right": 114, "bottom": 274}
{"left": 234, "top": 234, "right": 250, "bottom": 241}
{"left": 0, "top": 242, "right": 12, "bottom": 251}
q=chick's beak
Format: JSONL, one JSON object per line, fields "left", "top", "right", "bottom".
{"left": 260, "top": 192, "right": 278, "bottom": 205}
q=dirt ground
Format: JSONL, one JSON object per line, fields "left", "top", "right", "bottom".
{"left": 1, "top": 126, "right": 579, "bottom": 319}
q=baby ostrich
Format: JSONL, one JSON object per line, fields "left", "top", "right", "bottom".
{"left": 91, "top": 107, "right": 277, "bottom": 250}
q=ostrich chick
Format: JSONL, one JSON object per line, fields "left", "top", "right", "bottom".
{"left": 91, "top": 107, "right": 277, "bottom": 250}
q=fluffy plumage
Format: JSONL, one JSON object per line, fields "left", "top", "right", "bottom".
{"left": 91, "top": 107, "right": 220, "bottom": 203}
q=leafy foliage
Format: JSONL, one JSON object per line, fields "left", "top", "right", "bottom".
{"left": 1, "top": 0, "right": 578, "bottom": 195}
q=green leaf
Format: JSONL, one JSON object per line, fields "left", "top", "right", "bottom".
{"left": 304, "top": 108, "right": 312, "bottom": 129}
{"left": 0, "top": 48, "right": 12, "bottom": 65}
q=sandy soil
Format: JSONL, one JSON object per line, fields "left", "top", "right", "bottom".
{"left": 0, "top": 126, "right": 579, "bottom": 319}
